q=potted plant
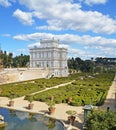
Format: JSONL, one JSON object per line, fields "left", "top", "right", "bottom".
{"left": 67, "top": 97, "right": 72, "bottom": 104}
{"left": 66, "top": 110, "right": 77, "bottom": 125}
{"left": 9, "top": 95, "right": 15, "bottom": 107}
{"left": 9, "top": 99, "right": 14, "bottom": 107}
{"left": 46, "top": 100, "right": 56, "bottom": 115}
{"left": 50, "top": 96, "right": 54, "bottom": 101}
{"left": 27, "top": 96, "right": 34, "bottom": 110}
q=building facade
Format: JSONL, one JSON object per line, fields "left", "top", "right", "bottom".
{"left": 29, "top": 39, "right": 69, "bottom": 77}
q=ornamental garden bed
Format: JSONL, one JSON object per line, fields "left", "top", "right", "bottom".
{"left": 25, "top": 73, "right": 115, "bottom": 106}
{"left": 0, "top": 73, "right": 115, "bottom": 106}
{"left": 0, "top": 76, "right": 72, "bottom": 98}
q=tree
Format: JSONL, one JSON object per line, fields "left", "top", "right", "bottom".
{"left": 0, "top": 49, "right": 30, "bottom": 68}
{"left": 68, "top": 57, "right": 84, "bottom": 72}
{"left": 0, "top": 50, "right": 3, "bottom": 70}
{"left": 80, "top": 60, "right": 92, "bottom": 72}
{"left": 68, "top": 57, "right": 75, "bottom": 69}
{"left": 13, "top": 54, "right": 29, "bottom": 67}
{"left": 7, "top": 53, "right": 13, "bottom": 67}
{"left": 85, "top": 109, "right": 116, "bottom": 130}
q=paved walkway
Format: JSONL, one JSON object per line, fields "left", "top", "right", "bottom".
{"left": 0, "top": 80, "right": 82, "bottom": 130}
{"left": 101, "top": 74, "right": 116, "bottom": 112}
{"left": 31, "top": 80, "right": 75, "bottom": 95}
{"left": 0, "top": 96, "right": 83, "bottom": 130}
{"left": 0, "top": 74, "right": 116, "bottom": 130}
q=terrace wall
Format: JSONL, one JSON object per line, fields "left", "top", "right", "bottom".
{"left": 0, "top": 68, "right": 49, "bottom": 84}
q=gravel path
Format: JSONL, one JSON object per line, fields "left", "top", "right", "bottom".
{"left": 0, "top": 80, "right": 82, "bottom": 130}
{"left": 101, "top": 74, "right": 116, "bottom": 112}
{"left": 0, "top": 74, "right": 116, "bottom": 130}
{"left": 31, "top": 80, "right": 75, "bottom": 95}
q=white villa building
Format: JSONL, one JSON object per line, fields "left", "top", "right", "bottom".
{"left": 29, "top": 38, "right": 69, "bottom": 77}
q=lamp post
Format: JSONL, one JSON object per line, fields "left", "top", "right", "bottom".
{"left": 83, "top": 105, "right": 98, "bottom": 129}
{"left": 83, "top": 105, "right": 92, "bottom": 123}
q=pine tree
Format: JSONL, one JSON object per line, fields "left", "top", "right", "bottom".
{"left": 0, "top": 50, "right": 3, "bottom": 70}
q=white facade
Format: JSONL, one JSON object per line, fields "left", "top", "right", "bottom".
{"left": 29, "top": 39, "right": 69, "bottom": 77}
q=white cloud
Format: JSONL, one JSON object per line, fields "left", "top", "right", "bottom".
{"left": 17, "top": 0, "right": 116, "bottom": 34}
{"left": 84, "top": 0, "right": 108, "bottom": 6}
{"left": 27, "top": 40, "right": 86, "bottom": 58}
{"left": 84, "top": 45, "right": 116, "bottom": 58}
{"left": 69, "top": 47, "right": 86, "bottom": 55}
{"left": 16, "top": 48, "right": 29, "bottom": 56}
{"left": 13, "top": 33, "right": 54, "bottom": 41}
{"left": 57, "top": 34, "right": 116, "bottom": 47}
{"left": 67, "top": 48, "right": 87, "bottom": 59}
{"left": 13, "top": 32, "right": 116, "bottom": 58}
{"left": 0, "top": 0, "right": 11, "bottom": 7}
{"left": 13, "top": 9, "right": 34, "bottom": 25}
{"left": 13, "top": 32, "right": 116, "bottom": 47}
{"left": 0, "top": 0, "right": 16, "bottom": 7}
{"left": 36, "top": 25, "right": 62, "bottom": 31}
{"left": 59, "top": 44, "right": 69, "bottom": 49}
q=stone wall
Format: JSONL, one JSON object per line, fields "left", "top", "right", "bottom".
{"left": 0, "top": 68, "right": 49, "bottom": 84}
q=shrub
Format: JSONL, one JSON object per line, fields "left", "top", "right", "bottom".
{"left": 0, "top": 73, "right": 114, "bottom": 107}
{"left": 85, "top": 109, "right": 116, "bottom": 130}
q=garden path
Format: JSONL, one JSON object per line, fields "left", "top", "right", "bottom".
{"left": 30, "top": 80, "right": 75, "bottom": 95}
{"left": 101, "top": 74, "right": 116, "bottom": 112}
{"left": 0, "top": 74, "right": 116, "bottom": 130}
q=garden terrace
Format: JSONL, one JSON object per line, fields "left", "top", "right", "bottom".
{"left": 0, "top": 73, "right": 90, "bottom": 98}
{"left": 25, "top": 73, "right": 115, "bottom": 106}
{"left": 0, "top": 73, "right": 115, "bottom": 107}
{"left": 0, "top": 76, "right": 73, "bottom": 98}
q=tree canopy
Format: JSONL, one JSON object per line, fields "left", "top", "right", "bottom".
{"left": 0, "top": 51, "right": 29, "bottom": 68}
{"left": 0, "top": 49, "right": 116, "bottom": 73}
{"left": 85, "top": 109, "right": 116, "bottom": 130}
{"left": 68, "top": 57, "right": 116, "bottom": 73}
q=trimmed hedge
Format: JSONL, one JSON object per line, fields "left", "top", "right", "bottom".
{"left": 0, "top": 77, "right": 72, "bottom": 98}
{"left": 0, "top": 72, "right": 115, "bottom": 106}
{"left": 25, "top": 73, "right": 115, "bottom": 106}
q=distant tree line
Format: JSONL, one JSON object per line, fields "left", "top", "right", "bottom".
{"left": 68, "top": 57, "right": 116, "bottom": 73}
{"left": 0, "top": 50, "right": 29, "bottom": 68}
{"left": 68, "top": 57, "right": 93, "bottom": 73}
{"left": 0, "top": 50, "right": 116, "bottom": 72}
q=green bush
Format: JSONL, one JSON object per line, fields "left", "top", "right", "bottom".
{"left": 0, "top": 73, "right": 115, "bottom": 106}
{"left": 28, "top": 73, "right": 114, "bottom": 106}
{"left": 85, "top": 109, "right": 116, "bottom": 130}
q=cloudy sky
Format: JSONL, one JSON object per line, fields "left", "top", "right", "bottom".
{"left": 0, "top": 0, "right": 116, "bottom": 59}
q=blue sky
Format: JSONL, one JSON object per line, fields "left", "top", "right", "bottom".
{"left": 0, "top": 0, "right": 116, "bottom": 59}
